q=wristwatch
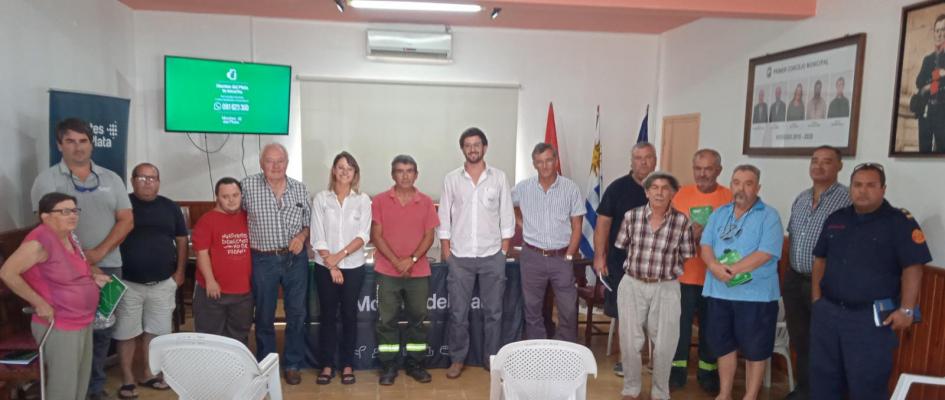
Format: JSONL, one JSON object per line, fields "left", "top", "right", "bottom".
{"left": 900, "top": 307, "right": 915, "bottom": 318}
{"left": 565, "top": 254, "right": 574, "bottom": 261}
{"left": 411, "top": 256, "right": 419, "bottom": 263}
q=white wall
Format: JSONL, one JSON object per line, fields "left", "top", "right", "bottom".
{"left": 0, "top": 0, "right": 136, "bottom": 232}
{"left": 657, "top": 0, "right": 945, "bottom": 264}
{"left": 131, "top": 12, "right": 659, "bottom": 200}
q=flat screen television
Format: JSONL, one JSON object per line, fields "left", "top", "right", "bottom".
{"left": 164, "top": 55, "right": 291, "bottom": 135}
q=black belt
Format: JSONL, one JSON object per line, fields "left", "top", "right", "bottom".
{"left": 822, "top": 296, "right": 872, "bottom": 311}
{"left": 252, "top": 248, "right": 292, "bottom": 255}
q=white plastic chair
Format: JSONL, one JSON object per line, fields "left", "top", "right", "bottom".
{"left": 746, "top": 299, "right": 794, "bottom": 391}
{"left": 489, "top": 339, "right": 598, "bottom": 400}
{"left": 890, "top": 373, "right": 945, "bottom": 399}
{"left": 149, "top": 333, "right": 283, "bottom": 400}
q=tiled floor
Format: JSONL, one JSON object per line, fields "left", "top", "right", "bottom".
{"left": 105, "top": 308, "right": 790, "bottom": 399}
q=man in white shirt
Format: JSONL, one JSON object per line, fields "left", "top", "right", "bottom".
{"left": 439, "top": 127, "right": 515, "bottom": 378}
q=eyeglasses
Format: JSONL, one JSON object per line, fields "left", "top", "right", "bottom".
{"left": 133, "top": 176, "right": 159, "bottom": 183}
{"left": 70, "top": 170, "right": 100, "bottom": 193}
{"left": 853, "top": 162, "right": 884, "bottom": 172}
{"left": 719, "top": 224, "right": 743, "bottom": 241}
{"left": 48, "top": 208, "right": 82, "bottom": 216}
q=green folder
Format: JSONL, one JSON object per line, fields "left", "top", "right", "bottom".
{"left": 689, "top": 206, "right": 713, "bottom": 226}
{"left": 97, "top": 275, "right": 127, "bottom": 320}
{"left": 718, "top": 249, "right": 752, "bottom": 287}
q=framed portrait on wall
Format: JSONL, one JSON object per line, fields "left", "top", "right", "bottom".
{"left": 743, "top": 34, "right": 866, "bottom": 156}
{"left": 891, "top": 0, "right": 945, "bottom": 157}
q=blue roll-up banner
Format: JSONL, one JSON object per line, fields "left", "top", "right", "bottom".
{"left": 48, "top": 90, "right": 130, "bottom": 180}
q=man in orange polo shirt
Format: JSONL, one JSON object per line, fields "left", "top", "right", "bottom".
{"left": 669, "top": 149, "right": 732, "bottom": 393}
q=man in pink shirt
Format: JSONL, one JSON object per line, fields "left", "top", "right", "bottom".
{"left": 372, "top": 155, "right": 439, "bottom": 385}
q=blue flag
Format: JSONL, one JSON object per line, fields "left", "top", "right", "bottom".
{"left": 636, "top": 105, "right": 649, "bottom": 143}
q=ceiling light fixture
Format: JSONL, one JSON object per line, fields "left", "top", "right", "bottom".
{"left": 349, "top": 1, "right": 482, "bottom": 13}
{"left": 490, "top": 7, "right": 501, "bottom": 20}
{"left": 335, "top": 0, "right": 345, "bottom": 13}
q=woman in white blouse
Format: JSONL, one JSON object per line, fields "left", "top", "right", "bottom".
{"left": 310, "top": 151, "right": 372, "bottom": 385}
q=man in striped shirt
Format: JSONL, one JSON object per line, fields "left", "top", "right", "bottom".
{"left": 614, "top": 172, "right": 694, "bottom": 400}
{"left": 512, "top": 143, "right": 584, "bottom": 342}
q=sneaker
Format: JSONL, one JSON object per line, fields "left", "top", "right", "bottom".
{"left": 284, "top": 369, "right": 302, "bottom": 385}
{"left": 613, "top": 362, "right": 624, "bottom": 377}
{"left": 669, "top": 366, "right": 687, "bottom": 389}
{"left": 378, "top": 362, "right": 398, "bottom": 386}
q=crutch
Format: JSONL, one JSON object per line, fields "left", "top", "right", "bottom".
{"left": 23, "top": 307, "right": 55, "bottom": 400}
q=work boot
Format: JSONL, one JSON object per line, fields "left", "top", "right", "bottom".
{"left": 405, "top": 358, "right": 432, "bottom": 383}
{"left": 378, "top": 362, "right": 398, "bottom": 386}
{"left": 697, "top": 371, "right": 720, "bottom": 394}
{"left": 669, "top": 366, "right": 687, "bottom": 389}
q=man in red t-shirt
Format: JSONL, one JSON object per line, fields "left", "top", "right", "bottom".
{"left": 372, "top": 155, "right": 439, "bottom": 386}
{"left": 191, "top": 177, "right": 253, "bottom": 344}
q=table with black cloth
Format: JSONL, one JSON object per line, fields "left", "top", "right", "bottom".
{"left": 302, "top": 260, "right": 524, "bottom": 370}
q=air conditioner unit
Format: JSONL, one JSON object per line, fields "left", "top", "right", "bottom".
{"left": 366, "top": 29, "right": 452, "bottom": 63}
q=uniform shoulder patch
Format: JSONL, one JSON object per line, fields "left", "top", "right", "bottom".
{"left": 900, "top": 208, "right": 915, "bottom": 220}
{"left": 912, "top": 228, "right": 926, "bottom": 244}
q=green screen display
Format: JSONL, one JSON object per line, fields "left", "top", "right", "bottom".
{"left": 165, "top": 56, "right": 291, "bottom": 135}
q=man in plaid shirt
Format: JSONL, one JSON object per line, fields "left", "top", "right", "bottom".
{"left": 614, "top": 172, "right": 694, "bottom": 400}
{"left": 784, "top": 145, "right": 850, "bottom": 400}
{"left": 241, "top": 143, "right": 312, "bottom": 385}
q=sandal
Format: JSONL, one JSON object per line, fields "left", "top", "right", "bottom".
{"left": 137, "top": 377, "right": 170, "bottom": 390}
{"left": 340, "top": 366, "right": 356, "bottom": 385}
{"left": 316, "top": 369, "right": 334, "bottom": 385}
{"left": 118, "top": 384, "right": 138, "bottom": 399}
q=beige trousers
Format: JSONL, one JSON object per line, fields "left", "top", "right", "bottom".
{"left": 618, "top": 276, "right": 681, "bottom": 399}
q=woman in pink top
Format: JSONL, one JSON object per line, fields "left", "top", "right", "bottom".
{"left": 0, "top": 192, "right": 111, "bottom": 400}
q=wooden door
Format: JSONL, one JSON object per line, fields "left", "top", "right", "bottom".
{"left": 660, "top": 113, "right": 701, "bottom": 186}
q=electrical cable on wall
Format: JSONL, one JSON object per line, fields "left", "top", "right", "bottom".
{"left": 241, "top": 134, "right": 249, "bottom": 178}
{"left": 185, "top": 132, "right": 230, "bottom": 197}
{"left": 204, "top": 134, "right": 214, "bottom": 197}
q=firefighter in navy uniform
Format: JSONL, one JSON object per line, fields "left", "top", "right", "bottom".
{"left": 809, "top": 163, "right": 932, "bottom": 400}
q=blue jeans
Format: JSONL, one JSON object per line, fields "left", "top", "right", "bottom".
{"left": 89, "top": 325, "right": 113, "bottom": 394}
{"left": 251, "top": 251, "right": 309, "bottom": 370}
{"left": 89, "top": 267, "right": 121, "bottom": 395}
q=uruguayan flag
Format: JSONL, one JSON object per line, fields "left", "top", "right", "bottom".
{"left": 579, "top": 106, "right": 602, "bottom": 259}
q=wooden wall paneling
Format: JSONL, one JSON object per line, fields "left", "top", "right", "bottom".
{"left": 890, "top": 266, "right": 945, "bottom": 399}
{"left": 177, "top": 201, "right": 216, "bottom": 229}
